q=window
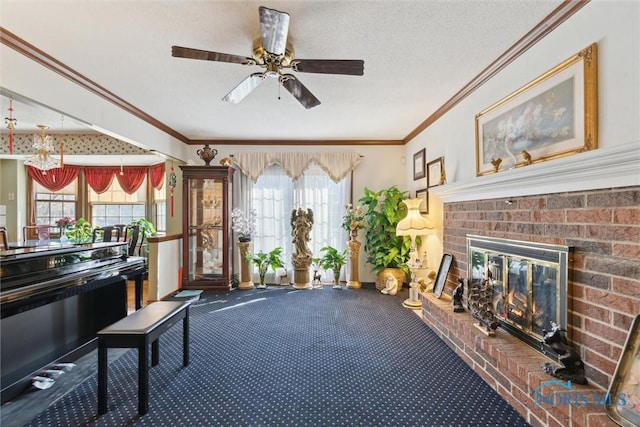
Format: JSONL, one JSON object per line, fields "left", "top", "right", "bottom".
{"left": 250, "top": 164, "right": 350, "bottom": 280}
{"left": 153, "top": 185, "right": 166, "bottom": 233}
{"left": 33, "top": 180, "right": 77, "bottom": 225}
{"left": 89, "top": 178, "right": 146, "bottom": 227}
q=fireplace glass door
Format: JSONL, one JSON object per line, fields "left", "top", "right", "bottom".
{"left": 467, "top": 235, "right": 571, "bottom": 353}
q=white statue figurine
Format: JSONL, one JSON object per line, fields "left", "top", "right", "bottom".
{"left": 380, "top": 273, "right": 398, "bottom": 296}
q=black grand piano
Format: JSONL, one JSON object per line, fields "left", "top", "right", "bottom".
{"left": 0, "top": 242, "right": 146, "bottom": 403}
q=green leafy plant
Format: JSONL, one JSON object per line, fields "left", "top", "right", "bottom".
{"left": 359, "top": 186, "right": 413, "bottom": 277}
{"left": 246, "top": 247, "right": 284, "bottom": 288}
{"left": 65, "top": 218, "right": 93, "bottom": 243}
{"left": 127, "top": 218, "right": 156, "bottom": 256}
{"left": 341, "top": 204, "right": 365, "bottom": 232}
{"left": 231, "top": 273, "right": 240, "bottom": 288}
{"left": 319, "top": 246, "right": 348, "bottom": 287}
{"left": 129, "top": 218, "right": 156, "bottom": 241}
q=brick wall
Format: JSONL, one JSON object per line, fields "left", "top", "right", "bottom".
{"left": 420, "top": 294, "right": 620, "bottom": 427}
{"left": 440, "top": 186, "right": 640, "bottom": 390}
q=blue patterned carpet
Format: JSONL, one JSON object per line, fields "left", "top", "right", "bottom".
{"left": 26, "top": 286, "right": 529, "bottom": 426}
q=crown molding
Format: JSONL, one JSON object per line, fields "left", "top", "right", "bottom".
{"left": 403, "top": 0, "right": 590, "bottom": 144}
{"left": 0, "top": 27, "right": 190, "bottom": 145}
{"left": 189, "top": 139, "right": 404, "bottom": 146}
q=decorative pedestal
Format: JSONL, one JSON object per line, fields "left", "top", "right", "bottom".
{"left": 237, "top": 242, "right": 254, "bottom": 290}
{"left": 293, "top": 269, "right": 312, "bottom": 290}
{"left": 346, "top": 238, "right": 361, "bottom": 289}
{"left": 403, "top": 266, "right": 429, "bottom": 309}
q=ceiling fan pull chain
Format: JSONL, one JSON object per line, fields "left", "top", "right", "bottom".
{"left": 278, "top": 82, "right": 281, "bottom": 101}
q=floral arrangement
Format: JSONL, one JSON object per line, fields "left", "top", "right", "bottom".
{"left": 231, "top": 208, "right": 257, "bottom": 242}
{"left": 55, "top": 216, "right": 76, "bottom": 228}
{"left": 342, "top": 203, "right": 365, "bottom": 232}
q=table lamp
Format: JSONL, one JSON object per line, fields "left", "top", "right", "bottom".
{"left": 396, "top": 198, "right": 433, "bottom": 308}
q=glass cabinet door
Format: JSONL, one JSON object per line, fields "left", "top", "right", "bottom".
{"left": 187, "top": 178, "right": 224, "bottom": 281}
{"left": 180, "top": 165, "right": 234, "bottom": 290}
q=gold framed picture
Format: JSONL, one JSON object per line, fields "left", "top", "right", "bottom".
{"left": 475, "top": 43, "right": 598, "bottom": 176}
{"left": 415, "top": 188, "right": 428, "bottom": 214}
{"left": 427, "top": 157, "right": 445, "bottom": 188}
{"left": 413, "top": 149, "right": 425, "bottom": 180}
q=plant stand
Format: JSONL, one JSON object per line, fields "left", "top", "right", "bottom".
{"left": 292, "top": 269, "right": 312, "bottom": 290}
{"left": 237, "top": 242, "right": 254, "bottom": 290}
{"left": 346, "top": 239, "right": 361, "bottom": 289}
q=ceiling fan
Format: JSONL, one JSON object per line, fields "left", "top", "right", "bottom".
{"left": 171, "top": 6, "right": 364, "bottom": 109}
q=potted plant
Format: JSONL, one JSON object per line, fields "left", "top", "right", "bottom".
{"left": 129, "top": 218, "right": 156, "bottom": 241}
{"left": 231, "top": 208, "right": 257, "bottom": 243}
{"left": 359, "top": 186, "right": 413, "bottom": 290}
{"left": 55, "top": 216, "right": 76, "bottom": 244}
{"left": 319, "top": 246, "right": 348, "bottom": 289}
{"left": 246, "top": 247, "right": 285, "bottom": 289}
{"left": 341, "top": 203, "right": 365, "bottom": 241}
{"left": 65, "top": 218, "right": 93, "bottom": 243}
{"left": 128, "top": 218, "right": 156, "bottom": 257}
{"left": 231, "top": 208, "right": 258, "bottom": 289}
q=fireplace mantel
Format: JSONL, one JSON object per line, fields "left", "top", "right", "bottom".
{"left": 430, "top": 140, "right": 639, "bottom": 203}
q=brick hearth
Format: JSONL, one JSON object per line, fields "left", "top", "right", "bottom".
{"left": 419, "top": 293, "right": 618, "bottom": 427}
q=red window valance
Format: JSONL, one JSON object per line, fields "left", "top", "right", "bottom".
{"left": 116, "top": 166, "right": 147, "bottom": 194}
{"left": 84, "top": 167, "right": 119, "bottom": 194}
{"left": 150, "top": 163, "right": 165, "bottom": 190}
{"left": 30, "top": 163, "right": 166, "bottom": 195}
{"left": 27, "top": 165, "right": 81, "bottom": 192}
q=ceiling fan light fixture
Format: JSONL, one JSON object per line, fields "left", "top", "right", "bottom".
{"left": 172, "top": 5, "right": 363, "bottom": 109}
{"left": 265, "top": 63, "right": 280, "bottom": 79}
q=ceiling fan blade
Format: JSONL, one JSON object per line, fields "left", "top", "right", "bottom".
{"left": 280, "top": 75, "right": 321, "bottom": 109}
{"left": 172, "top": 46, "right": 254, "bottom": 65}
{"left": 259, "top": 6, "right": 290, "bottom": 55}
{"left": 293, "top": 59, "right": 364, "bottom": 76}
{"left": 222, "top": 73, "right": 265, "bottom": 104}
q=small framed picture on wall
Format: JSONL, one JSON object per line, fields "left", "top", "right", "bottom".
{"left": 415, "top": 188, "right": 428, "bottom": 214}
{"left": 427, "top": 157, "right": 445, "bottom": 188}
{"left": 413, "top": 149, "right": 426, "bottom": 180}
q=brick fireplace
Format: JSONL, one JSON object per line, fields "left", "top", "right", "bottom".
{"left": 420, "top": 185, "right": 639, "bottom": 427}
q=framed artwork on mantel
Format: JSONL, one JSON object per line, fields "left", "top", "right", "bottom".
{"left": 475, "top": 43, "right": 598, "bottom": 176}
{"left": 413, "top": 149, "right": 425, "bottom": 180}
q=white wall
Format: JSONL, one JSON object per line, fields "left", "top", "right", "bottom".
{"left": 0, "top": 46, "right": 191, "bottom": 164}
{"left": 400, "top": 0, "right": 640, "bottom": 276}
{"left": 412, "top": 1, "right": 639, "bottom": 187}
{"left": 148, "top": 237, "right": 182, "bottom": 301}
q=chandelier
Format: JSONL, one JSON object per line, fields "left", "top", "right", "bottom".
{"left": 24, "top": 124, "right": 61, "bottom": 173}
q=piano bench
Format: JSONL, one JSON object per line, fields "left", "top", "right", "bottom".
{"left": 97, "top": 301, "right": 190, "bottom": 416}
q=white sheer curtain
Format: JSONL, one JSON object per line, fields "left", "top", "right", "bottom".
{"left": 245, "top": 163, "right": 350, "bottom": 283}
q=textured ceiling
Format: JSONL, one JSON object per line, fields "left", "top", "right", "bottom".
{"left": 1, "top": 0, "right": 563, "bottom": 149}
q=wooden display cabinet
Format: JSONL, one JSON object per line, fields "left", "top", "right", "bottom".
{"left": 179, "top": 166, "right": 234, "bottom": 290}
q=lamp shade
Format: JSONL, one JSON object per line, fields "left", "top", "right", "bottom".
{"left": 396, "top": 198, "right": 433, "bottom": 239}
